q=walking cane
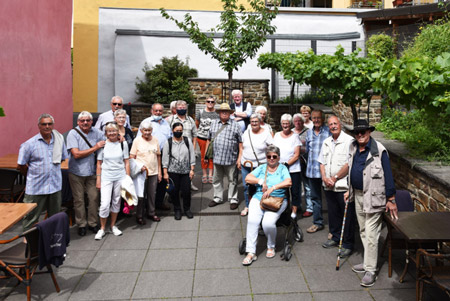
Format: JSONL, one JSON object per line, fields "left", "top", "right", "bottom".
{"left": 336, "top": 199, "right": 349, "bottom": 271}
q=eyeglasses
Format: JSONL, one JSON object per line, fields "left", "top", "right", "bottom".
{"left": 116, "top": 116, "right": 126, "bottom": 120}
{"left": 79, "top": 119, "right": 92, "bottom": 123}
{"left": 206, "top": 101, "right": 215, "bottom": 104}
{"left": 112, "top": 103, "right": 123, "bottom": 106}
{"left": 266, "top": 155, "right": 278, "bottom": 160}
{"left": 40, "top": 123, "right": 53, "bottom": 126}
{"left": 354, "top": 130, "right": 368, "bottom": 136}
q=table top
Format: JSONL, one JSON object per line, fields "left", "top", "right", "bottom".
{"left": 385, "top": 211, "right": 450, "bottom": 243}
{"left": 0, "top": 203, "right": 37, "bottom": 234}
{"left": 0, "top": 153, "right": 68, "bottom": 170}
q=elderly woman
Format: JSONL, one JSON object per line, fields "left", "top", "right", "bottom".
{"left": 195, "top": 96, "right": 219, "bottom": 184}
{"left": 254, "top": 106, "right": 273, "bottom": 136}
{"left": 162, "top": 122, "right": 196, "bottom": 220}
{"left": 114, "top": 109, "right": 134, "bottom": 150}
{"left": 130, "top": 120, "right": 162, "bottom": 225}
{"left": 95, "top": 122, "right": 130, "bottom": 240}
{"left": 239, "top": 113, "right": 274, "bottom": 216}
{"left": 274, "top": 114, "right": 302, "bottom": 219}
{"left": 242, "top": 145, "right": 292, "bottom": 265}
{"left": 293, "top": 113, "right": 313, "bottom": 217}
{"left": 300, "top": 105, "right": 313, "bottom": 129}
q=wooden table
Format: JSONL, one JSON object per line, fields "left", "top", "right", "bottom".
{"left": 384, "top": 211, "right": 450, "bottom": 282}
{"left": 0, "top": 203, "right": 37, "bottom": 234}
{"left": 0, "top": 153, "right": 68, "bottom": 170}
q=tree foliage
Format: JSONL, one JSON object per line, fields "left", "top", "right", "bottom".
{"left": 161, "top": 0, "right": 278, "bottom": 102}
{"left": 366, "top": 33, "right": 395, "bottom": 60}
{"left": 135, "top": 56, "right": 198, "bottom": 104}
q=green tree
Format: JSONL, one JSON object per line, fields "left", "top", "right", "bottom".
{"left": 161, "top": 0, "right": 278, "bottom": 103}
{"left": 366, "top": 33, "right": 395, "bottom": 60}
{"left": 135, "top": 56, "right": 198, "bottom": 104}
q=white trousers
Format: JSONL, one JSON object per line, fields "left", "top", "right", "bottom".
{"left": 245, "top": 197, "right": 287, "bottom": 254}
{"left": 100, "top": 179, "right": 122, "bottom": 218}
{"left": 355, "top": 189, "right": 383, "bottom": 273}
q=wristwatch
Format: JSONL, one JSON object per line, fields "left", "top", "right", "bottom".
{"left": 388, "top": 199, "right": 396, "bottom": 204}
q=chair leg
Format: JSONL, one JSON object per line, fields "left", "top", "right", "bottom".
{"left": 388, "top": 243, "right": 392, "bottom": 278}
{"left": 47, "top": 265, "right": 60, "bottom": 292}
{"left": 26, "top": 267, "right": 31, "bottom": 301}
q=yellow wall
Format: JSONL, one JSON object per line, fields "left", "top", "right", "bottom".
{"left": 333, "top": 0, "right": 352, "bottom": 8}
{"left": 73, "top": 0, "right": 231, "bottom": 112}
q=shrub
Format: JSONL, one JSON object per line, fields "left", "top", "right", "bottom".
{"left": 366, "top": 33, "right": 395, "bottom": 60}
{"left": 135, "top": 56, "right": 198, "bottom": 104}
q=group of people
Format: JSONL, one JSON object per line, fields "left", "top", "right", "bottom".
{"left": 17, "top": 90, "right": 398, "bottom": 288}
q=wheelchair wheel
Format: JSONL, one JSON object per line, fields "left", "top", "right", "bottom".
{"left": 239, "top": 238, "right": 246, "bottom": 255}
{"left": 295, "top": 225, "right": 304, "bottom": 242}
{"left": 284, "top": 245, "right": 292, "bottom": 261}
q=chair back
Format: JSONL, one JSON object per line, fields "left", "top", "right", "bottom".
{"left": 395, "top": 190, "right": 414, "bottom": 212}
{"left": 0, "top": 168, "right": 19, "bottom": 192}
{"left": 21, "top": 227, "right": 40, "bottom": 259}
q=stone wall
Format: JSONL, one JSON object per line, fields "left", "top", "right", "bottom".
{"left": 332, "top": 95, "right": 382, "bottom": 125}
{"left": 188, "top": 78, "right": 270, "bottom": 106}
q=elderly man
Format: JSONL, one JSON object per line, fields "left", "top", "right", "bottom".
{"left": 66, "top": 111, "right": 105, "bottom": 236}
{"left": 230, "top": 90, "right": 252, "bottom": 133}
{"left": 305, "top": 110, "right": 331, "bottom": 233}
{"left": 166, "top": 100, "right": 199, "bottom": 191}
{"left": 346, "top": 120, "right": 398, "bottom": 287}
{"left": 139, "top": 103, "right": 172, "bottom": 210}
{"left": 165, "top": 100, "right": 178, "bottom": 122}
{"left": 18, "top": 114, "right": 68, "bottom": 231}
{"left": 318, "top": 116, "right": 355, "bottom": 257}
{"left": 206, "top": 103, "right": 242, "bottom": 210}
{"left": 95, "top": 95, "right": 131, "bottom": 130}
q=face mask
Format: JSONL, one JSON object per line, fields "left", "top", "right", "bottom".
{"left": 176, "top": 109, "right": 187, "bottom": 116}
{"left": 173, "top": 132, "right": 183, "bottom": 138}
{"left": 152, "top": 115, "right": 162, "bottom": 121}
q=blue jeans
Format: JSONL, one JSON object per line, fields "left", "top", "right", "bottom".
{"left": 241, "top": 166, "right": 252, "bottom": 207}
{"left": 290, "top": 172, "right": 302, "bottom": 208}
{"left": 308, "top": 177, "right": 323, "bottom": 226}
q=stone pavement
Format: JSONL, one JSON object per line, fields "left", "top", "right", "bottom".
{"left": 0, "top": 164, "right": 446, "bottom": 300}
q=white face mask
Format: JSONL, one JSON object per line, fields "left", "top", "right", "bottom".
{"left": 153, "top": 115, "right": 162, "bottom": 121}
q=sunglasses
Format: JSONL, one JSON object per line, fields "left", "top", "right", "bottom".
{"left": 40, "top": 123, "right": 53, "bottom": 126}
{"left": 266, "top": 155, "right": 278, "bottom": 160}
{"left": 79, "top": 119, "right": 92, "bottom": 123}
{"left": 206, "top": 101, "right": 215, "bottom": 104}
{"left": 354, "top": 130, "right": 368, "bottom": 136}
{"left": 112, "top": 103, "right": 123, "bottom": 106}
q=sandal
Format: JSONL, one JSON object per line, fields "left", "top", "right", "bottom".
{"left": 202, "top": 176, "right": 208, "bottom": 184}
{"left": 242, "top": 253, "right": 257, "bottom": 266}
{"left": 266, "top": 248, "right": 276, "bottom": 258}
{"left": 306, "top": 224, "right": 324, "bottom": 233}
{"left": 240, "top": 207, "right": 249, "bottom": 216}
{"left": 208, "top": 176, "right": 213, "bottom": 184}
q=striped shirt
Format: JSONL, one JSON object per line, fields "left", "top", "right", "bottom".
{"left": 18, "top": 133, "right": 68, "bottom": 195}
{"left": 208, "top": 119, "right": 242, "bottom": 165}
{"left": 305, "top": 125, "right": 331, "bottom": 179}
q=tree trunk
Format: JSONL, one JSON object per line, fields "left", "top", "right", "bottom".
{"left": 289, "top": 79, "right": 295, "bottom": 115}
{"left": 351, "top": 103, "right": 358, "bottom": 124}
{"left": 228, "top": 70, "right": 233, "bottom": 104}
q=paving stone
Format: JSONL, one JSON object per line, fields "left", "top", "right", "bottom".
{"left": 100, "top": 231, "right": 153, "bottom": 250}
{"left": 193, "top": 269, "right": 251, "bottom": 297}
{"left": 70, "top": 272, "right": 138, "bottom": 300}
{"left": 150, "top": 231, "right": 198, "bottom": 249}
{"left": 369, "top": 288, "right": 417, "bottom": 301}
{"left": 249, "top": 267, "right": 308, "bottom": 294}
{"left": 56, "top": 250, "right": 97, "bottom": 274}
{"left": 67, "top": 234, "right": 105, "bottom": 251}
{"left": 312, "top": 290, "right": 373, "bottom": 301}
{"left": 301, "top": 264, "right": 363, "bottom": 292}
{"left": 294, "top": 244, "right": 345, "bottom": 266}
{"left": 155, "top": 216, "right": 200, "bottom": 231}
{"left": 142, "top": 248, "right": 196, "bottom": 271}
{"left": 196, "top": 247, "right": 243, "bottom": 269}
{"left": 198, "top": 230, "right": 243, "bottom": 248}
{"left": 132, "top": 270, "right": 194, "bottom": 299}
{"left": 193, "top": 296, "right": 252, "bottom": 300}
{"left": 200, "top": 215, "right": 242, "bottom": 230}
{"left": 88, "top": 250, "right": 147, "bottom": 272}
{"left": 253, "top": 293, "right": 313, "bottom": 300}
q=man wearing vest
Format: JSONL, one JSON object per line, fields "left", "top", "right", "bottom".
{"left": 230, "top": 89, "right": 252, "bottom": 133}
{"left": 318, "top": 116, "right": 355, "bottom": 258}
{"left": 345, "top": 119, "right": 398, "bottom": 287}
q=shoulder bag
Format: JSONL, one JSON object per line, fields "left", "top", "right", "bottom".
{"left": 205, "top": 123, "right": 226, "bottom": 160}
{"left": 248, "top": 130, "right": 260, "bottom": 166}
{"left": 260, "top": 165, "right": 284, "bottom": 212}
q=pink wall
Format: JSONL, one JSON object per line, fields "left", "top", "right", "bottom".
{"left": 0, "top": 0, "right": 73, "bottom": 157}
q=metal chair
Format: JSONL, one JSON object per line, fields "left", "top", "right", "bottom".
{"left": 416, "top": 248, "right": 450, "bottom": 301}
{"left": 0, "top": 168, "right": 25, "bottom": 203}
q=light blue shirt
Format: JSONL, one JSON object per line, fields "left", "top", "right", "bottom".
{"left": 18, "top": 133, "right": 68, "bottom": 195}
{"left": 305, "top": 125, "right": 331, "bottom": 178}
{"left": 66, "top": 126, "right": 104, "bottom": 177}
{"left": 137, "top": 116, "right": 172, "bottom": 150}
{"left": 250, "top": 164, "right": 291, "bottom": 201}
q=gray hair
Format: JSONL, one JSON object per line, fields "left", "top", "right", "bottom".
{"left": 293, "top": 113, "right": 305, "bottom": 123}
{"left": 280, "top": 113, "right": 292, "bottom": 124}
{"left": 250, "top": 113, "right": 262, "bottom": 123}
{"left": 110, "top": 96, "right": 123, "bottom": 103}
{"left": 114, "top": 109, "right": 127, "bottom": 117}
{"left": 140, "top": 120, "right": 153, "bottom": 130}
{"left": 77, "top": 111, "right": 93, "bottom": 120}
{"left": 152, "top": 103, "right": 163, "bottom": 110}
{"left": 328, "top": 115, "right": 340, "bottom": 123}
{"left": 38, "top": 113, "right": 54, "bottom": 124}
{"left": 176, "top": 100, "right": 187, "bottom": 108}
{"left": 255, "top": 106, "right": 267, "bottom": 114}
{"left": 265, "top": 144, "right": 280, "bottom": 157}
{"left": 104, "top": 122, "right": 119, "bottom": 132}
{"left": 231, "top": 90, "right": 242, "bottom": 97}
{"left": 169, "top": 100, "right": 177, "bottom": 110}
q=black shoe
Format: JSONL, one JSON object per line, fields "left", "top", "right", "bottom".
{"left": 88, "top": 225, "right": 100, "bottom": 233}
{"left": 136, "top": 217, "right": 146, "bottom": 225}
{"left": 322, "top": 239, "right": 338, "bottom": 248}
{"left": 185, "top": 210, "right": 193, "bottom": 219}
{"left": 174, "top": 211, "right": 182, "bottom": 220}
{"left": 339, "top": 248, "right": 353, "bottom": 258}
{"left": 230, "top": 203, "right": 239, "bottom": 210}
{"left": 208, "top": 200, "right": 220, "bottom": 207}
{"left": 78, "top": 227, "right": 87, "bottom": 236}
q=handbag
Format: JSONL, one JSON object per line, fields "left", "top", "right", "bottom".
{"left": 205, "top": 123, "right": 227, "bottom": 160}
{"left": 259, "top": 165, "right": 284, "bottom": 212}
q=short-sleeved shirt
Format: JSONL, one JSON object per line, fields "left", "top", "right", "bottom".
{"left": 208, "top": 119, "right": 242, "bottom": 166}
{"left": 137, "top": 116, "right": 172, "bottom": 151}
{"left": 241, "top": 128, "right": 274, "bottom": 167}
{"left": 97, "top": 140, "right": 129, "bottom": 182}
{"left": 18, "top": 133, "right": 68, "bottom": 195}
{"left": 94, "top": 110, "right": 131, "bottom": 130}
{"left": 66, "top": 126, "right": 104, "bottom": 177}
{"left": 166, "top": 114, "right": 197, "bottom": 140}
{"left": 130, "top": 136, "right": 160, "bottom": 176}
{"left": 305, "top": 125, "right": 331, "bottom": 178}
{"left": 196, "top": 109, "right": 219, "bottom": 139}
{"left": 250, "top": 164, "right": 291, "bottom": 201}
{"left": 274, "top": 132, "right": 302, "bottom": 173}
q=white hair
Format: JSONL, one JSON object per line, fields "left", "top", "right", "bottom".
{"left": 114, "top": 109, "right": 127, "bottom": 117}
{"left": 255, "top": 106, "right": 267, "bottom": 114}
{"left": 169, "top": 101, "right": 178, "bottom": 109}
{"left": 110, "top": 96, "right": 123, "bottom": 103}
{"left": 77, "top": 111, "right": 93, "bottom": 120}
{"left": 176, "top": 100, "right": 187, "bottom": 108}
{"left": 38, "top": 113, "right": 54, "bottom": 124}
{"left": 231, "top": 90, "right": 242, "bottom": 97}
{"left": 140, "top": 120, "right": 153, "bottom": 130}
{"left": 250, "top": 113, "right": 262, "bottom": 123}
{"left": 280, "top": 113, "right": 292, "bottom": 124}
{"left": 293, "top": 113, "right": 305, "bottom": 123}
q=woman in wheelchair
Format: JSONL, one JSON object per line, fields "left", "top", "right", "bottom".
{"left": 242, "top": 145, "right": 292, "bottom": 266}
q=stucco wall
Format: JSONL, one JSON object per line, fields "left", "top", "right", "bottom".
{"left": 0, "top": 0, "right": 73, "bottom": 157}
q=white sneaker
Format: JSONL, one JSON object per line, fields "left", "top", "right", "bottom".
{"left": 111, "top": 226, "right": 122, "bottom": 236}
{"left": 94, "top": 229, "right": 105, "bottom": 240}
{"left": 191, "top": 183, "right": 199, "bottom": 191}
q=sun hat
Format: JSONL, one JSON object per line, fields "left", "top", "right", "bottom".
{"left": 216, "top": 103, "right": 234, "bottom": 113}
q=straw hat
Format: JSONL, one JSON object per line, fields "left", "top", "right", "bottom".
{"left": 216, "top": 103, "right": 234, "bottom": 113}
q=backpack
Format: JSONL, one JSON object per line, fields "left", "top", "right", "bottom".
{"left": 167, "top": 136, "right": 191, "bottom": 166}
